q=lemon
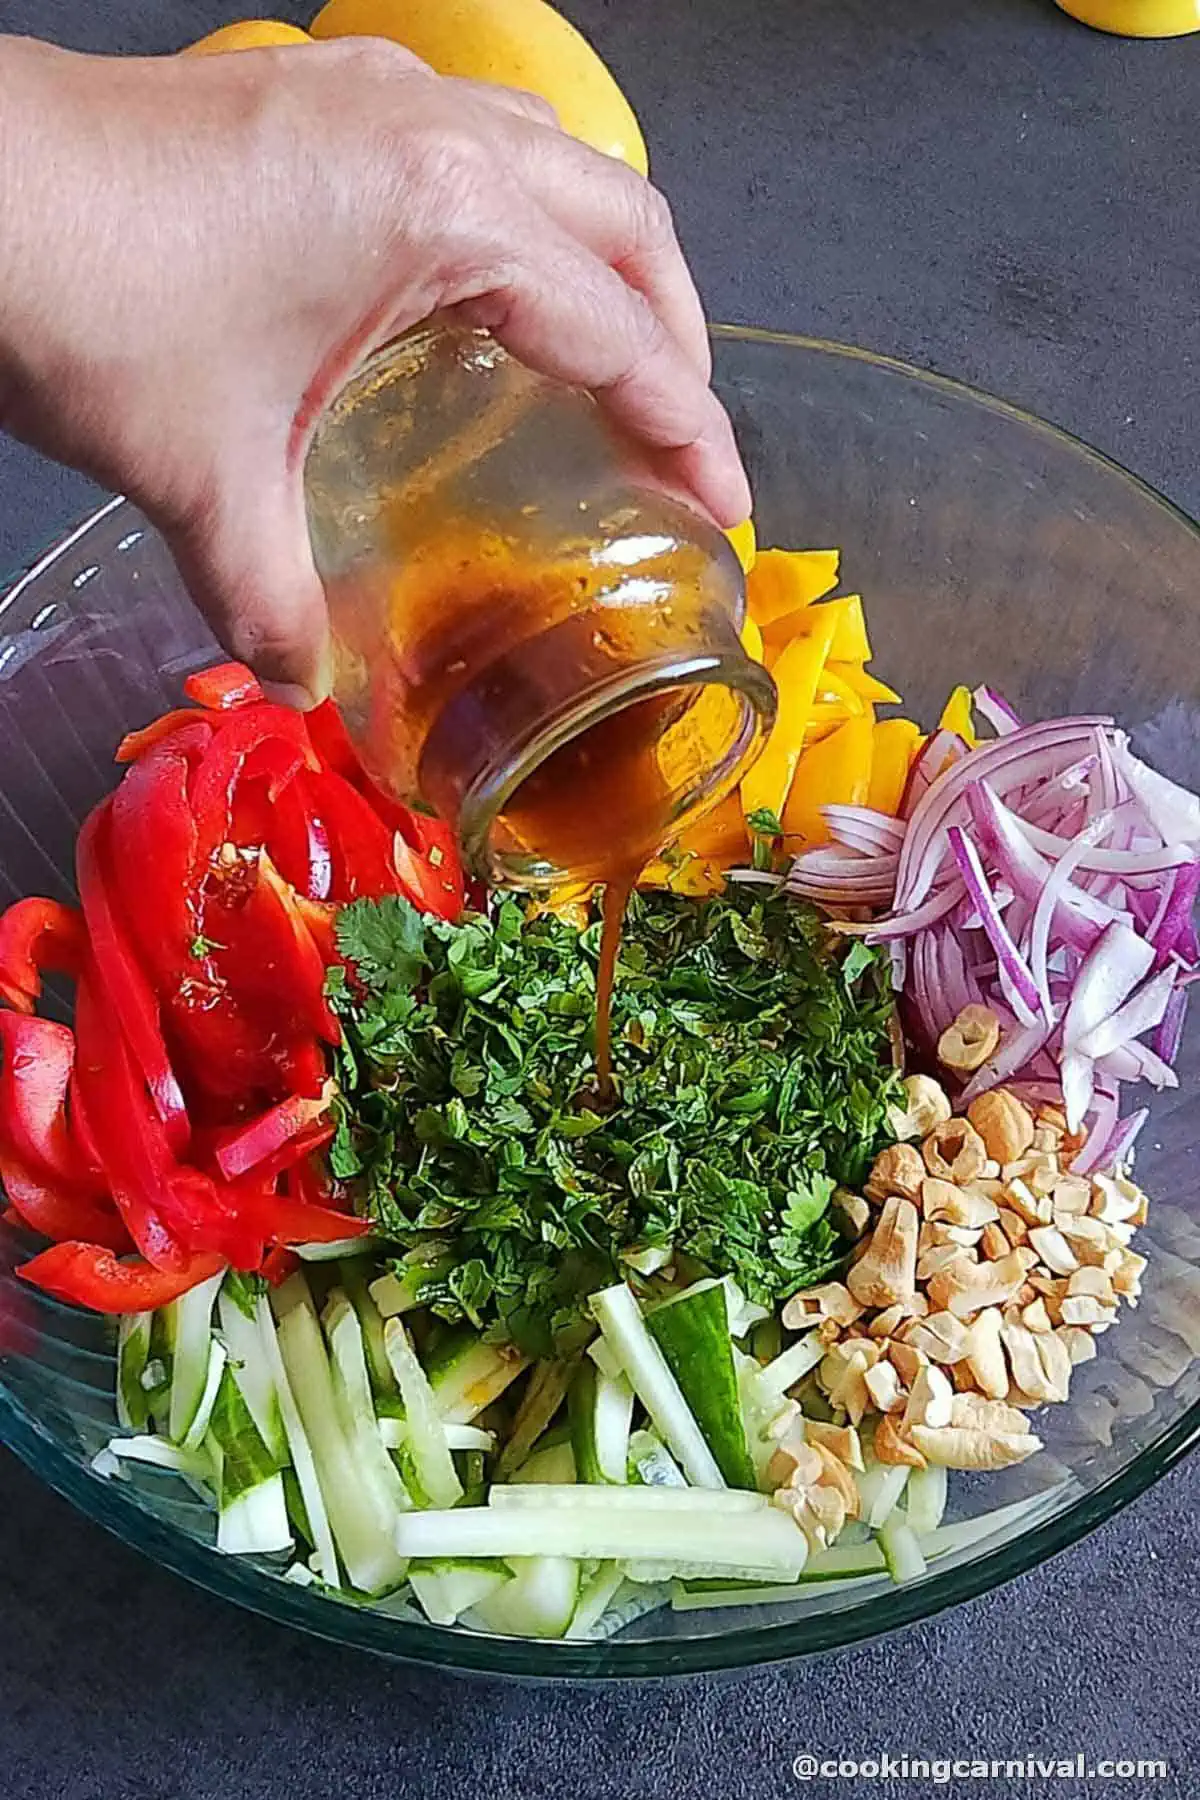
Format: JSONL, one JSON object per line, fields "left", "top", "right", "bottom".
{"left": 309, "top": 0, "right": 648, "bottom": 173}
{"left": 186, "top": 20, "right": 313, "bottom": 54}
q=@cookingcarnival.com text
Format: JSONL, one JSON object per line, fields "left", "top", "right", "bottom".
{"left": 791, "top": 1753, "right": 1170, "bottom": 1783}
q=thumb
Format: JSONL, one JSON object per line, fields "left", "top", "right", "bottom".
{"left": 164, "top": 463, "right": 332, "bottom": 707}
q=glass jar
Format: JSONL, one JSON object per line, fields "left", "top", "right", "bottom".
{"left": 304, "top": 326, "right": 775, "bottom": 889}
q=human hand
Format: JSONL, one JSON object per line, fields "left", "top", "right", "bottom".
{"left": 0, "top": 35, "right": 749, "bottom": 701}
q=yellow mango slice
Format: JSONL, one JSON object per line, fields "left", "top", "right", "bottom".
{"left": 740, "top": 614, "right": 764, "bottom": 664}
{"left": 828, "top": 661, "right": 902, "bottom": 706}
{"left": 800, "top": 594, "right": 871, "bottom": 664}
{"left": 866, "top": 718, "right": 923, "bottom": 816}
{"left": 813, "top": 669, "right": 865, "bottom": 716}
{"left": 740, "top": 609, "right": 839, "bottom": 821}
{"left": 725, "top": 518, "right": 757, "bottom": 573}
{"left": 782, "top": 713, "right": 875, "bottom": 846}
{"left": 746, "top": 549, "right": 839, "bottom": 628}
{"left": 939, "top": 684, "right": 978, "bottom": 748}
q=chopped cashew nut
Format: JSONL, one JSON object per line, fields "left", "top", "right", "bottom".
{"left": 1057, "top": 1326, "right": 1098, "bottom": 1366}
{"left": 938, "top": 1004, "right": 1002, "bottom": 1075}
{"left": 909, "top": 1423, "right": 1042, "bottom": 1470}
{"left": 922, "top": 1119, "right": 988, "bottom": 1184}
{"left": 1028, "top": 1225, "right": 1080, "bottom": 1276}
{"left": 803, "top": 1419, "right": 865, "bottom": 1471}
{"left": 927, "top": 1249, "right": 1032, "bottom": 1319}
{"left": 781, "top": 1281, "right": 864, "bottom": 1332}
{"left": 847, "top": 1196, "right": 920, "bottom": 1309}
{"left": 900, "top": 1311, "right": 971, "bottom": 1364}
{"left": 967, "top": 1089, "right": 1035, "bottom": 1164}
{"left": 964, "top": 1307, "right": 1009, "bottom": 1399}
{"left": 999, "top": 1321, "right": 1056, "bottom": 1402}
{"left": 865, "top": 1144, "right": 926, "bottom": 1204}
{"left": 901, "top": 1362, "right": 953, "bottom": 1433}
{"left": 888, "top": 1074, "right": 952, "bottom": 1141}
{"left": 864, "top": 1360, "right": 905, "bottom": 1413}
{"left": 888, "top": 1341, "right": 928, "bottom": 1387}
{"left": 873, "top": 1413, "right": 927, "bottom": 1467}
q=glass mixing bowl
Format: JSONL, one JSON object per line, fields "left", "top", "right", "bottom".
{"left": 1, "top": 329, "right": 1198, "bottom": 1678}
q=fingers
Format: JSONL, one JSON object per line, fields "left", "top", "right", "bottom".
{"left": 478, "top": 110, "right": 712, "bottom": 380}
{"left": 163, "top": 461, "right": 331, "bottom": 706}
{"left": 447, "top": 206, "right": 750, "bottom": 527}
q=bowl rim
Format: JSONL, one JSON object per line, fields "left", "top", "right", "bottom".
{"left": 2, "top": 326, "right": 1198, "bottom": 1679}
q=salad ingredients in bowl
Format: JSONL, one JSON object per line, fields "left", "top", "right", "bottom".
{"left": 0, "top": 528, "right": 1191, "bottom": 1645}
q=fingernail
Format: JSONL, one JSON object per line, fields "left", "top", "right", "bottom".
{"left": 262, "top": 679, "right": 320, "bottom": 712}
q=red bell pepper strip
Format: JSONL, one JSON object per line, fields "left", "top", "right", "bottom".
{"left": 72, "top": 973, "right": 188, "bottom": 1271}
{"left": 265, "top": 777, "right": 334, "bottom": 901}
{"left": 183, "top": 661, "right": 265, "bottom": 711}
{"left": 305, "top": 769, "right": 405, "bottom": 903}
{"left": 115, "top": 709, "right": 211, "bottom": 765}
{"left": 240, "top": 1186, "right": 372, "bottom": 1247}
{"left": 204, "top": 850, "right": 338, "bottom": 1048}
{"left": 109, "top": 745, "right": 201, "bottom": 992}
{"left": 261, "top": 1245, "right": 300, "bottom": 1286}
{"left": 214, "top": 1085, "right": 332, "bottom": 1182}
{"left": 17, "top": 1242, "right": 225, "bottom": 1314}
{"left": 191, "top": 705, "right": 319, "bottom": 876}
{"left": 76, "top": 803, "right": 189, "bottom": 1154}
{"left": 0, "top": 1013, "right": 103, "bottom": 1190}
{"left": 0, "top": 897, "right": 87, "bottom": 1013}
{"left": 303, "top": 697, "right": 361, "bottom": 781}
{"left": 392, "top": 831, "right": 465, "bottom": 921}
{"left": 0, "top": 1147, "right": 129, "bottom": 1253}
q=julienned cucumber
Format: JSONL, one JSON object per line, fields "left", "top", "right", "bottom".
{"left": 424, "top": 1329, "right": 531, "bottom": 1424}
{"left": 323, "top": 1296, "right": 415, "bottom": 1517}
{"left": 564, "top": 1561, "right": 625, "bottom": 1639}
{"left": 507, "top": 1439, "right": 577, "bottom": 1485}
{"left": 274, "top": 1280, "right": 408, "bottom": 1595}
{"left": 905, "top": 1465, "right": 948, "bottom": 1536}
{"left": 116, "top": 1311, "right": 153, "bottom": 1432}
{"left": 468, "top": 1556, "right": 580, "bottom": 1639}
{"left": 495, "top": 1359, "right": 574, "bottom": 1480}
{"left": 589, "top": 1283, "right": 724, "bottom": 1489}
{"left": 206, "top": 1366, "right": 291, "bottom": 1556}
{"left": 627, "top": 1428, "right": 686, "bottom": 1488}
{"left": 568, "top": 1359, "right": 634, "bottom": 1485}
{"left": 256, "top": 1293, "right": 340, "bottom": 1587}
{"left": 877, "top": 1515, "right": 928, "bottom": 1584}
{"left": 217, "top": 1287, "right": 287, "bottom": 1464}
{"left": 408, "top": 1557, "right": 513, "bottom": 1626}
{"left": 337, "top": 1259, "right": 397, "bottom": 1402}
{"left": 164, "top": 1270, "right": 225, "bottom": 1444}
{"left": 383, "top": 1318, "right": 463, "bottom": 1508}
{"left": 645, "top": 1280, "right": 756, "bottom": 1489}
{"left": 369, "top": 1244, "right": 456, "bottom": 1319}
{"left": 180, "top": 1338, "right": 228, "bottom": 1453}
{"left": 395, "top": 1497, "right": 808, "bottom": 1580}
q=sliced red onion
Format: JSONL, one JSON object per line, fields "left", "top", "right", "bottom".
{"left": 822, "top": 805, "right": 906, "bottom": 856}
{"left": 1151, "top": 986, "right": 1188, "bottom": 1064}
{"left": 1116, "top": 1040, "right": 1179, "bottom": 1090}
{"left": 1063, "top": 921, "right": 1155, "bottom": 1049}
{"left": 1060, "top": 1050, "right": 1095, "bottom": 1134}
{"left": 1075, "top": 965, "right": 1176, "bottom": 1060}
{"left": 946, "top": 825, "right": 1041, "bottom": 1025}
{"left": 896, "top": 719, "right": 1112, "bottom": 909}
{"left": 1019, "top": 819, "right": 1193, "bottom": 876}
{"left": 1112, "top": 739, "right": 1200, "bottom": 846}
{"left": 1150, "top": 863, "right": 1200, "bottom": 968}
{"left": 972, "top": 686, "right": 1023, "bottom": 736}
{"left": 1067, "top": 1085, "right": 1121, "bottom": 1174}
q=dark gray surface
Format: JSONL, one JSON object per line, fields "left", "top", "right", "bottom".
{"left": 0, "top": 1, "right": 1197, "bottom": 1794}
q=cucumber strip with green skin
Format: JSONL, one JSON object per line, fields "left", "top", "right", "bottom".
{"left": 468, "top": 1556, "right": 580, "bottom": 1640}
{"left": 586, "top": 1337, "right": 624, "bottom": 1383}
{"left": 378, "top": 1418, "right": 494, "bottom": 1454}
{"left": 457, "top": 1448, "right": 489, "bottom": 1509}
{"left": 275, "top": 1293, "right": 405, "bottom": 1593}
{"left": 564, "top": 1561, "right": 625, "bottom": 1639}
{"left": 207, "top": 1365, "right": 279, "bottom": 1503}
{"left": 877, "top": 1516, "right": 928, "bottom": 1584}
{"left": 281, "top": 1467, "right": 313, "bottom": 1551}
{"left": 217, "top": 1289, "right": 287, "bottom": 1465}
{"left": 215, "top": 1474, "right": 291, "bottom": 1556}
{"left": 799, "top": 1540, "right": 887, "bottom": 1578}
{"left": 645, "top": 1281, "right": 756, "bottom": 1489}
{"left": 626, "top": 1429, "right": 686, "bottom": 1488}
{"left": 506, "top": 1441, "right": 576, "bottom": 1485}
{"left": 569, "top": 1360, "right": 634, "bottom": 1485}
{"left": 256, "top": 1296, "right": 337, "bottom": 1585}
{"left": 671, "top": 1579, "right": 806, "bottom": 1612}
{"left": 494, "top": 1359, "right": 573, "bottom": 1480}
{"left": 423, "top": 1328, "right": 531, "bottom": 1424}
{"left": 369, "top": 1245, "right": 455, "bottom": 1318}
{"left": 395, "top": 1502, "right": 808, "bottom": 1578}
{"left": 721, "top": 1277, "right": 770, "bottom": 1339}
{"left": 383, "top": 1318, "right": 463, "bottom": 1508}
{"left": 858, "top": 1464, "right": 910, "bottom": 1531}
{"left": 488, "top": 1483, "right": 764, "bottom": 1514}
{"left": 116, "top": 1312, "right": 153, "bottom": 1432}
{"left": 181, "top": 1339, "right": 228, "bottom": 1453}
{"left": 905, "top": 1465, "right": 948, "bottom": 1536}
{"left": 590, "top": 1283, "right": 724, "bottom": 1489}
{"left": 922, "top": 1487, "right": 1069, "bottom": 1558}
{"left": 324, "top": 1296, "right": 414, "bottom": 1516}
{"left": 408, "top": 1557, "right": 513, "bottom": 1626}
{"left": 750, "top": 1314, "right": 783, "bottom": 1366}
{"left": 336, "top": 1259, "right": 397, "bottom": 1401}
{"left": 165, "top": 1270, "right": 225, "bottom": 1444}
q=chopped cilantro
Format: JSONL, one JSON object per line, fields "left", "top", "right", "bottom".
{"left": 331, "top": 886, "right": 901, "bottom": 1354}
